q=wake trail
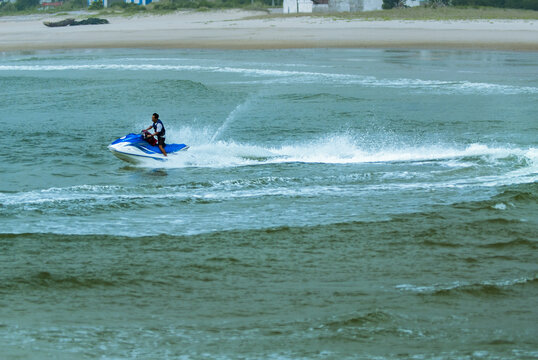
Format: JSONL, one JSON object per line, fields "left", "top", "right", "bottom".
{"left": 161, "top": 130, "right": 537, "bottom": 183}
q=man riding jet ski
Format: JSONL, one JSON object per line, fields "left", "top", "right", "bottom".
{"left": 108, "top": 113, "right": 189, "bottom": 164}
{"left": 143, "top": 113, "right": 167, "bottom": 156}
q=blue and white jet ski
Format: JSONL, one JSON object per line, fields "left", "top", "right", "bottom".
{"left": 108, "top": 133, "right": 189, "bottom": 164}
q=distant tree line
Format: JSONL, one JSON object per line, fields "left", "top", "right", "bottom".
{"left": 383, "top": 0, "right": 537, "bottom": 10}
{"left": 382, "top": 0, "right": 405, "bottom": 8}
{"left": 15, "top": 0, "right": 39, "bottom": 10}
{"left": 2, "top": 0, "right": 536, "bottom": 13}
{"left": 451, "top": 0, "right": 538, "bottom": 10}
{"left": 0, "top": 0, "right": 282, "bottom": 12}
{"left": 151, "top": 0, "right": 280, "bottom": 10}
{"left": 0, "top": 0, "right": 86, "bottom": 12}
{"left": 0, "top": 0, "right": 39, "bottom": 11}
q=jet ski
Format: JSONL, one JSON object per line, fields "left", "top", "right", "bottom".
{"left": 108, "top": 132, "right": 189, "bottom": 164}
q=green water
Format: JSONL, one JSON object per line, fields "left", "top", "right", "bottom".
{"left": 0, "top": 48, "right": 537, "bottom": 359}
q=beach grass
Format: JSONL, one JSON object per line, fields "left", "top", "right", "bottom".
{"left": 83, "top": 5, "right": 538, "bottom": 20}
{"left": 248, "top": 6, "right": 538, "bottom": 20}
{"left": 2, "top": 3, "right": 537, "bottom": 20}
{"left": 69, "top": 6, "right": 538, "bottom": 20}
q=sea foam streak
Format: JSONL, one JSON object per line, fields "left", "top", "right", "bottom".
{"left": 1, "top": 63, "right": 535, "bottom": 95}
{"left": 396, "top": 276, "right": 537, "bottom": 295}
{"left": 2, "top": 139, "right": 534, "bottom": 208}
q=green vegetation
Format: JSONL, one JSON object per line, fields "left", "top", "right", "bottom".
{"left": 357, "top": 5, "right": 538, "bottom": 19}
{"left": 0, "top": 0, "right": 86, "bottom": 14}
{"left": 453, "top": 0, "right": 537, "bottom": 11}
{"left": 382, "top": 0, "right": 405, "bottom": 9}
{"left": 148, "top": 0, "right": 275, "bottom": 12}
{"left": 383, "top": 0, "right": 538, "bottom": 11}
{"left": 15, "top": 0, "right": 39, "bottom": 10}
{"left": 253, "top": 5, "right": 538, "bottom": 20}
{"left": 0, "top": 0, "right": 277, "bottom": 15}
{"left": 88, "top": 0, "right": 103, "bottom": 9}
{"left": 1, "top": 0, "right": 537, "bottom": 18}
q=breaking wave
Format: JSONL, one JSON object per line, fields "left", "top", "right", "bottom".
{"left": 396, "top": 276, "right": 538, "bottom": 297}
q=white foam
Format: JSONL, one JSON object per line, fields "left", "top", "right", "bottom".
{"left": 396, "top": 276, "right": 537, "bottom": 294}
{"left": 122, "top": 128, "right": 538, "bottom": 190}
{"left": 1, "top": 63, "right": 535, "bottom": 94}
{"left": 163, "top": 129, "right": 535, "bottom": 167}
{"left": 132, "top": 128, "right": 538, "bottom": 187}
{"left": 492, "top": 203, "right": 507, "bottom": 210}
{"left": 2, "top": 132, "right": 535, "bottom": 211}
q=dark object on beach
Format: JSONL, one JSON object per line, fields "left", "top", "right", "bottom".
{"left": 74, "top": 18, "right": 109, "bottom": 26}
{"left": 44, "top": 18, "right": 75, "bottom": 27}
{"left": 44, "top": 18, "right": 109, "bottom": 27}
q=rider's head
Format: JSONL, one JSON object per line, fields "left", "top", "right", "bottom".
{"left": 152, "top": 113, "right": 159, "bottom": 122}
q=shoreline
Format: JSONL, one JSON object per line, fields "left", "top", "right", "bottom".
{"left": 1, "top": 10, "right": 538, "bottom": 52}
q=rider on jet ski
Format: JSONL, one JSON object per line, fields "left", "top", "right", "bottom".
{"left": 143, "top": 113, "right": 167, "bottom": 157}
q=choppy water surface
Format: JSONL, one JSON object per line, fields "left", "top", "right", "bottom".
{"left": 0, "top": 48, "right": 537, "bottom": 359}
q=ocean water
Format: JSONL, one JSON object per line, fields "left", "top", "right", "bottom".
{"left": 0, "top": 48, "right": 537, "bottom": 359}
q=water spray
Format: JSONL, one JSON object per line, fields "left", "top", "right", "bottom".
{"left": 210, "top": 96, "right": 253, "bottom": 143}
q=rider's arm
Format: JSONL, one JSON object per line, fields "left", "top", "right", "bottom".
{"left": 148, "top": 124, "right": 161, "bottom": 137}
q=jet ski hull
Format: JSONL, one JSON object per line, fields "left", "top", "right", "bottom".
{"left": 108, "top": 133, "right": 189, "bottom": 164}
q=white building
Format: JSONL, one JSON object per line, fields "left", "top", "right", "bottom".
{"left": 283, "top": 0, "right": 315, "bottom": 13}
{"left": 283, "top": 0, "right": 422, "bottom": 13}
{"left": 283, "top": 0, "right": 372, "bottom": 13}
{"left": 361, "top": 0, "right": 382, "bottom": 11}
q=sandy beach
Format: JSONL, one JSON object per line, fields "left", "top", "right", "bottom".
{"left": 1, "top": 10, "right": 537, "bottom": 51}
